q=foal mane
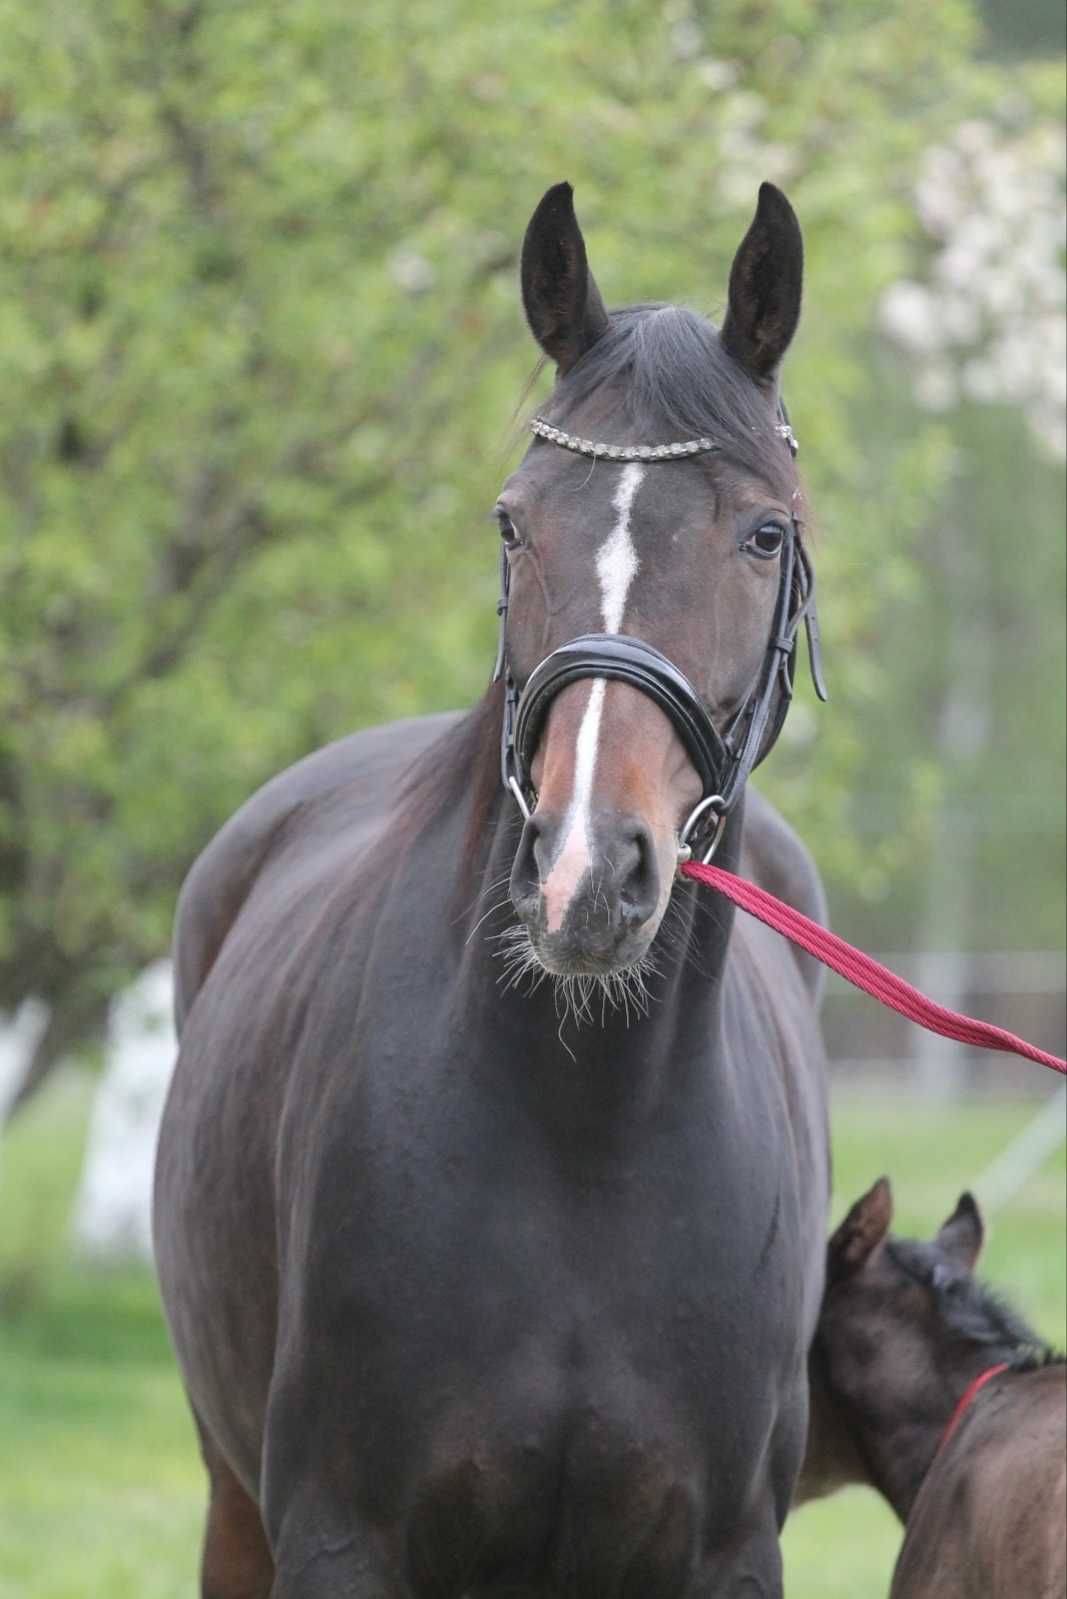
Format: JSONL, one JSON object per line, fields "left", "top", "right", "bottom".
{"left": 887, "top": 1237, "right": 1063, "bottom": 1370}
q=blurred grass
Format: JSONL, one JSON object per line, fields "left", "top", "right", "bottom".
{"left": 0, "top": 1071, "right": 201, "bottom": 1599}
{"left": 0, "top": 1068, "right": 1063, "bottom": 1598}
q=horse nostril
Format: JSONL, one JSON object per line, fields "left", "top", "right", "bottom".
{"left": 510, "top": 814, "right": 549, "bottom": 920}
{"left": 617, "top": 821, "right": 659, "bottom": 930}
{"left": 531, "top": 822, "right": 555, "bottom": 883}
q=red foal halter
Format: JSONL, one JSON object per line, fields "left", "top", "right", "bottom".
{"left": 936, "top": 1362, "right": 1010, "bottom": 1457}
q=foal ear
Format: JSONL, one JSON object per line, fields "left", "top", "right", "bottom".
{"left": 720, "top": 182, "right": 803, "bottom": 384}
{"left": 828, "top": 1177, "right": 893, "bottom": 1279}
{"left": 521, "top": 182, "right": 610, "bottom": 374}
{"left": 935, "top": 1192, "right": 985, "bottom": 1272}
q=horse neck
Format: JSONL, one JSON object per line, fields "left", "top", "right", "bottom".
{"left": 793, "top": 1353, "right": 871, "bottom": 1509}
{"left": 450, "top": 787, "right": 744, "bottom": 1128}
{"left": 830, "top": 1345, "right": 1026, "bottom": 1524}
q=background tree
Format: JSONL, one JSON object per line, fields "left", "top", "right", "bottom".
{"left": 0, "top": 0, "right": 1062, "bottom": 1112}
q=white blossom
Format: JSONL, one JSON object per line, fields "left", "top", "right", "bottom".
{"left": 880, "top": 281, "right": 946, "bottom": 353}
{"left": 389, "top": 249, "right": 435, "bottom": 295}
{"left": 915, "top": 364, "right": 956, "bottom": 412}
{"left": 670, "top": 19, "right": 703, "bottom": 60}
{"left": 882, "top": 113, "right": 1067, "bottom": 458}
{"left": 697, "top": 58, "right": 739, "bottom": 92}
{"left": 72, "top": 964, "right": 175, "bottom": 1263}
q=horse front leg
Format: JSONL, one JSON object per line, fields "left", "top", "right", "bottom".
{"left": 195, "top": 1414, "right": 275, "bottom": 1599}
{"left": 692, "top": 1465, "right": 797, "bottom": 1599}
{"left": 264, "top": 1458, "right": 401, "bottom": 1599}
{"left": 695, "top": 1524, "right": 784, "bottom": 1599}
{"left": 270, "top": 1541, "right": 396, "bottom": 1599}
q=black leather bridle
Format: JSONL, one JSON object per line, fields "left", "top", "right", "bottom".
{"left": 494, "top": 410, "right": 827, "bottom": 862}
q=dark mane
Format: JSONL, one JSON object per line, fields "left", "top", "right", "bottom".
{"left": 381, "top": 681, "right": 508, "bottom": 901}
{"left": 545, "top": 304, "right": 796, "bottom": 495}
{"left": 888, "top": 1237, "right": 1061, "bottom": 1369}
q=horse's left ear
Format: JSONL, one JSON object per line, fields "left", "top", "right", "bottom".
{"left": 521, "top": 182, "right": 610, "bottom": 374}
{"left": 720, "top": 183, "right": 803, "bottom": 385}
{"left": 935, "top": 1192, "right": 985, "bottom": 1272}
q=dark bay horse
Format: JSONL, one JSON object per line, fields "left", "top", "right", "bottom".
{"left": 796, "top": 1178, "right": 1067, "bottom": 1597}
{"left": 154, "top": 181, "right": 830, "bottom": 1598}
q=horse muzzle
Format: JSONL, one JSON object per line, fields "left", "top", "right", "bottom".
{"left": 509, "top": 806, "right": 662, "bottom": 974}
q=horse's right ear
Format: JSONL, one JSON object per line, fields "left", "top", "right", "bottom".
{"left": 935, "top": 1192, "right": 985, "bottom": 1272}
{"left": 521, "top": 182, "right": 610, "bottom": 374}
{"left": 827, "top": 1177, "right": 893, "bottom": 1280}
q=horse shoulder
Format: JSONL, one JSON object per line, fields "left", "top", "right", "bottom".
{"left": 740, "top": 784, "right": 828, "bottom": 1005}
{"left": 171, "top": 712, "right": 461, "bottom": 1031}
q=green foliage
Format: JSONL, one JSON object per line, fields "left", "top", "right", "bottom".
{"left": 0, "top": 0, "right": 1061, "bottom": 1070}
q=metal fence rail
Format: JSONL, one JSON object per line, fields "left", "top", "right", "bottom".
{"left": 823, "top": 949, "right": 1066, "bottom": 1096}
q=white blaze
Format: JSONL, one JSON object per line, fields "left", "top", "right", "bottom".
{"left": 596, "top": 464, "right": 643, "bottom": 632}
{"left": 542, "top": 464, "right": 644, "bottom": 932}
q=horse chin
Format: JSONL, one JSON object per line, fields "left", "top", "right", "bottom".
{"left": 524, "top": 925, "right": 659, "bottom": 982}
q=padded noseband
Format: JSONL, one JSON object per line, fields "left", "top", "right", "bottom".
{"left": 514, "top": 634, "right": 728, "bottom": 799}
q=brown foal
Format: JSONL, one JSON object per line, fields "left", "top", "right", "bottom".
{"left": 795, "top": 1177, "right": 1066, "bottom": 1598}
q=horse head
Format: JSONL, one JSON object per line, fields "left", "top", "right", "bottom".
{"left": 496, "top": 180, "right": 816, "bottom": 980}
{"left": 800, "top": 1176, "right": 1048, "bottom": 1519}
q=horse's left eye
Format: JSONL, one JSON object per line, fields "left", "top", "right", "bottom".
{"left": 744, "top": 523, "right": 786, "bottom": 560}
{"left": 496, "top": 508, "right": 522, "bottom": 549}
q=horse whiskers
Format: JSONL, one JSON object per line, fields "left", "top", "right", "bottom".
{"left": 493, "top": 924, "right": 542, "bottom": 991}
{"left": 452, "top": 870, "right": 514, "bottom": 930}
{"left": 656, "top": 897, "right": 713, "bottom": 981}
{"left": 492, "top": 923, "right": 532, "bottom": 966}
{"left": 483, "top": 874, "right": 713, "bottom": 1022}
{"left": 550, "top": 950, "right": 661, "bottom": 1033}
{"left": 465, "top": 888, "right": 516, "bottom": 946}
{"left": 492, "top": 921, "right": 662, "bottom": 1033}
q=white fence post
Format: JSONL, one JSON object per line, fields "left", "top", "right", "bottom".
{"left": 0, "top": 1001, "right": 49, "bottom": 1122}
{"left": 71, "top": 963, "right": 176, "bottom": 1264}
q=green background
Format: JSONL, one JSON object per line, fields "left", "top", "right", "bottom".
{"left": 0, "top": 0, "right": 1063, "bottom": 1592}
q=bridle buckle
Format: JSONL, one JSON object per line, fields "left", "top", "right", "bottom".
{"left": 677, "top": 793, "right": 728, "bottom": 867}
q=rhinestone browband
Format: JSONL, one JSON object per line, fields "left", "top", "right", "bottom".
{"left": 529, "top": 415, "right": 798, "bottom": 460}
{"left": 529, "top": 417, "right": 717, "bottom": 460}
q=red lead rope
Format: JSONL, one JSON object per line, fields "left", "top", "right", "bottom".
{"left": 680, "top": 861, "right": 1067, "bottom": 1076}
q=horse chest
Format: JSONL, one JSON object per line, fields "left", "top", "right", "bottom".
{"left": 397, "top": 1392, "right": 705, "bottom": 1596}
{"left": 283, "top": 1112, "right": 793, "bottom": 1594}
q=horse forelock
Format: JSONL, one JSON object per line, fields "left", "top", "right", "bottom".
{"left": 542, "top": 303, "right": 797, "bottom": 499}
